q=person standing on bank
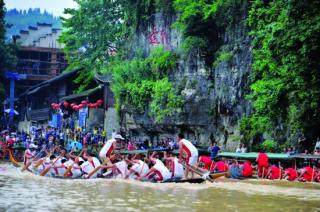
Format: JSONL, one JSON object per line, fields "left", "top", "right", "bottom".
{"left": 208, "top": 142, "right": 221, "bottom": 161}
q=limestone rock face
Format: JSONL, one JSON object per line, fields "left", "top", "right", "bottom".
{"left": 121, "top": 12, "right": 252, "bottom": 150}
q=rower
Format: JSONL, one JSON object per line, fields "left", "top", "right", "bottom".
{"left": 139, "top": 152, "right": 171, "bottom": 182}
{"left": 266, "top": 164, "right": 281, "bottom": 180}
{"left": 127, "top": 155, "right": 149, "bottom": 179}
{"left": 100, "top": 154, "right": 128, "bottom": 179}
{"left": 99, "top": 134, "right": 124, "bottom": 162}
{"left": 164, "top": 151, "right": 184, "bottom": 179}
{"left": 40, "top": 154, "right": 57, "bottom": 177}
{"left": 283, "top": 167, "right": 297, "bottom": 181}
{"left": 256, "top": 150, "right": 269, "bottom": 178}
{"left": 23, "top": 144, "right": 38, "bottom": 168}
{"left": 213, "top": 160, "right": 229, "bottom": 172}
{"left": 198, "top": 156, "right": 214, "bottom": 171}
{"left": 114, "top": 159, "right": 129, "bottom": 179}
{"left": 52, "top": 148, "right": 71, "bottom": 177}
{"left": 64, "top": 152, "right": 85, "bottom": 178}
{"left": 240, "top": 160, "right": 253, "bottom": 178}
{"left": 298, "top": 166, "right": 313, "bottom": 182}
{"left": 177, "top": 133, "right": 198, "bottom": 178}
{"left": 81, "top": 148, "right": 101, "bottom": 178}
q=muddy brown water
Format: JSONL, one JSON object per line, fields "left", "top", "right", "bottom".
{"left": 0, "top": 163, "right": 319, "bottom": 212}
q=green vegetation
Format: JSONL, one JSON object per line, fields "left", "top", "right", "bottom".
{"left": 106, "top": 46, "right": 183, "bottom": 122}
{"left": 0, "top": 1, "right": 17, "bottom": 102}
{"left": 259, "top": 139, "right": 278, "bottom": 153}
{"left": 243, "top": 0, "right": 320, "bottom": 143}
{"left": 173, "top": 0, "right": 244, "bottom": 65}
{"left": 213, "top": 51, "right": 233, "bottom": 67}
{"left": 59, "top": 0, "right": 125, "bottom": 92}
{"left": 60, "top": 0, "right": 320, "bottom": 146}
{"left": 60, "top": 1, "right": 183, "bottom": 122}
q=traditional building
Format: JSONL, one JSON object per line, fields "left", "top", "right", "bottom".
{"left": 17, "top": 69, "right": 119, "bottom": 134}
{"left": 18, "top": 68, "right": 82, "bottom": 127}
{"left": 12, "top": 22, "right": 67, "bottom": 96}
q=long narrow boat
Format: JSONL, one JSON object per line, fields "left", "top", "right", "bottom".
{"left": 6, "top": 149, "right": 219, "bottom": 183}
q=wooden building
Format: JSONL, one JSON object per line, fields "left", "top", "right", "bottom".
{"left": 17, "top": 69, "right": 119, "bottom": 133}
{"left": 12, "top": 23, "right": 67, "bottom": 97}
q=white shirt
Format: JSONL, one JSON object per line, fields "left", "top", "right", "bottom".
{"left": 130, "top": 160, "right": 149, "bottom": 177}
{"left": 114, "top": 161, "right": 128, "bottom": 179}
{"left": 172, "top": 158, "right": 184, "bottom": 178}
{"left": 99, "top": 138, "right": 116, "bottom": 160}
{"left": 180, "top": 139, "right": 198, "bottom": 157}
{"left": 153, "top": 159, "right": 171, "bottom": 181}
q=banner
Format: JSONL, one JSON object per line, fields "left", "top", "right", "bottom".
{"left": 51, "top": 113, "right": 61, "bottom": 128}
{"left": 79, "top": 108, "right": 88, "bottom": 128}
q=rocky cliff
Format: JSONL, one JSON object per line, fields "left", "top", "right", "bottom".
{"left": 121, "top": 11, "right": 252, "bottom": 150}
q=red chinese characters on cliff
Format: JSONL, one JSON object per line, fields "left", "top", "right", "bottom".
{"left": 149, "top": 27, "right": 169, "bottom": 47}
{"left": 149, "top": 27, "right": 159, "bottom": 45}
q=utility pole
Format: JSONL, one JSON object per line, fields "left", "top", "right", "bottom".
{"left": 5, "top": 71, "right": 26, "bottom": 128}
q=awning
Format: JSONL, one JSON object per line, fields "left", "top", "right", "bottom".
{"left": 61, "top": 85, "right": 102, "bottom": 101}
{"left": 217, "top": 152, "right": 290, "bottom": 160}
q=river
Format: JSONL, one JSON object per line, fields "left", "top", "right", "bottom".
{"left": 0, "top": 162, "right": 319, "bottom": 212}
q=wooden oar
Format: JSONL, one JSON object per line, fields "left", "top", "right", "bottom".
{"left": 63, "top": 150, "right": 83, "bottom": 177}
{"left": 40, "top": 155, "right": 62, "bottom": 176}
{"left": 21, "top": 150, "right": 44, "bottom": 172}
{"left": 182, "top": 162, "right": 215, "bottom": 183}
{"left": 87, "top": 158, "right": 111, "bottom": 179}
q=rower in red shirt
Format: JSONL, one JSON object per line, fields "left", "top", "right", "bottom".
{"left": 198, "top": 156, "right": 213, "bottom": 171}
{"left": 267, "top": 165, "right": 281, "bottom": 180}
{"left": 256, "top": 151, "right": 269, "bottom": 178}
{"left": 283, "top": 168, "right": 297, "bottom": 181}
{"left": 241, "top": 160, "right": 253, "bottom": 177}
{"left": 298, "top": 166, "right": 314, "bottom": 182}
{"left": 214, "top": 160, "right": 228, "bottom": 172}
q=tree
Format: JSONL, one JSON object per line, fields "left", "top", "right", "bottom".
{"left": 59, "top": 0, "right": 125, "bottom": 93}
{"left": 245, "top": 0, "right": 320, "bottom": 144}
{"left": 0, "top": 0, "right": 17, "bottom": 102}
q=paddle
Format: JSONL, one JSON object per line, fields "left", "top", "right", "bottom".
{"left": 21, "top": 149, "right": 44, "bottom": 172}
{"left": 63, "top": 150, "right": 83, "bottom": 177}
{"left": 86, "top": 158, "right": 111, "bottom": 179}
{"left": 33, "top": 146, "right": 58, "bottom": 170}
{"left": 40, "top": 155, "right": 62, "bottom": 176}
{"left": 181, "top": 162, "right": 214, "bottom": 183}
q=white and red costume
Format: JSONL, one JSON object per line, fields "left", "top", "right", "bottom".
{"left": 81, "top": 157, "right": 101, "bottom": 178}
{"left": 24, "top": 149, "right": 36, "bottom": 166}
{"left": 152, "top": 159, "right": 171, "bottom": 182}
{"left": 130, "top": 160, "right": 149, "bottom": 179}
{"left": 179, "top": 139, "right": 198, "bottom": 166}
{"left": 171, "top": 157, "right": 184, "bottom": 178}
{"left": 99, "top": 138, "right": 116, "bottom": 161}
